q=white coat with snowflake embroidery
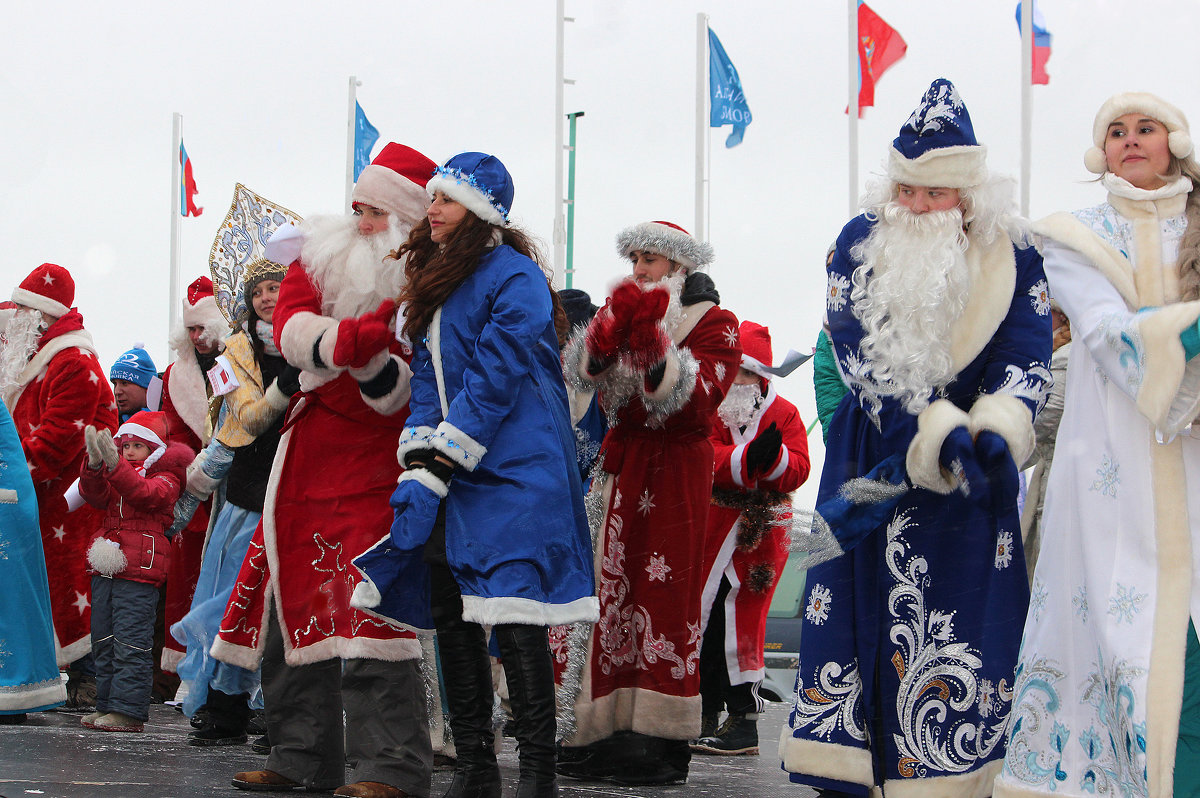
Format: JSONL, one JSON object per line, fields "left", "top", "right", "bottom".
{"left": 996, "top": 178, "right": 1200, "bottom": 798}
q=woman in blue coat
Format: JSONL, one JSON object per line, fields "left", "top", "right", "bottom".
{"left": 356, "top": 152, "right": 597, "bottom": 798}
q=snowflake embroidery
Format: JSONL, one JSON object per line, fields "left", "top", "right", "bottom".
{"left": 0, "top": 537, "right": 8, "bottom": 561}
{"left": 979, "top": 678, "right": 996, "bottom": 718}
{"left": 637, "top": 489, "right": 656, "bottom": 517}
{"left": 714, "top": 362, "right": 726, "bottom": 383}
{"left": 827, "top": 273, "right": 851, "bottom": 312}
{"left": 1073, "top": 587, "right": 1089, "bottom": 622}
{"left": 1028, "top": 279, "right": 1051, "bottom": 316}
{"left": 1030, "top": 578, "right": 1048, "bottom": 622}
{"left": 645, "top": 554, "right": 671, "bottom": 582}
{"left": 722, "top": 326, "right": 739, "bottom": 347}
{"left": 805, "top": 584, "right": 832, "bottom": 625}
{"left": 1089, "top": 454, "right": 1119, "bottom": 498}
{"left": 0, "top": 638, "right": 10, "bottom": 668}
{"left": 994, "top": 529, "right": 1014, "bottom": 570}
{"left": 928, "top": 609, "right": 956, "bottom": 642}
{"left": 1107, "top": 583, "right": 1147, "bottom": 625}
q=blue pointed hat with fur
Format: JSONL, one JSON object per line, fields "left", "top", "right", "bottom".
{"left": 426, "top": 152, "right": 514, "bottom": 226}
{"left": 888, "top": 78, "right": 988, "bottom": 188}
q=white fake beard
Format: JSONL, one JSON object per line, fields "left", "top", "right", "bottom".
{"left": 300, "top": 213, "right": 411, "bottom": 319}
{"left": 659, "top": 271, "right": 686, "bottom": 336}
{"left": 718, "top": 381, "right": 763, "bottom": 429}
{"left": 849, "top": 202, "right": 970, "bottom": 414}
{"left": 0, "top": 308, "right": 46, "bottom": 405}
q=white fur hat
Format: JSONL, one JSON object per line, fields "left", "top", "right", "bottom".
{"left": 1084, "top": 91, "right": 1194, "bottom": 174}
{"left": 615, "top": 221, "right": 714, "bottom": 271}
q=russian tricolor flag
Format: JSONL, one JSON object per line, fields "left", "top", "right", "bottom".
{"left": 180, "top": 141, "right": 203, "bottom": 217}
{"left": 1015, "top": 2, "right": 1052, "bottom": 85}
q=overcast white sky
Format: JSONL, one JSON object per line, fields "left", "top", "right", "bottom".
{"left": 2, "top": 0, "right": 1195, "bottom": 507}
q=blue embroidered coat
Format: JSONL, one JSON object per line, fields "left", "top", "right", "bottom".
{"left": 782, "top": 214, "right": 1052, "bottom": 796}
{"left": 360, "top": 245, "right": 598, "bottom": 630}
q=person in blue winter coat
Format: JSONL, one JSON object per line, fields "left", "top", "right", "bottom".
{"left": 351, "top": 152, "right": 598, "bottom": 798}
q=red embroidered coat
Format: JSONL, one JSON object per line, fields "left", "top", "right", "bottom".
{"left": 558, "top": 295, "right": 741, "bottom": 746}
{"left": 701, "top": 383, "right": 810, "bottom": 683}
{"left": 212, "top": 261, "right": 420, "bottom": 667}
{"left": 6, "top": 311, "right": 117, "bottom": 665}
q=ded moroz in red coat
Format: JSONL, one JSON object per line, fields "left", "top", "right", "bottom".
{"left": 701, "top": 380, "right": 810, "bottom": 685}
{"left": 557, "top": 272, "right": 742, "bottom": 746}
{"left": 5, "top": 310, "right": 117, "bottom": 665}
{"left": 212, "top": 257, "right": 420, "bottom": 668}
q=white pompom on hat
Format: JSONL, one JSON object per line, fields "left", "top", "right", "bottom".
{"left": 1084, "top": 91, "right": 1194, "bottom": 174}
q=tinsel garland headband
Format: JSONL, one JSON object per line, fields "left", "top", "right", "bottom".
{"left": 616, "top": 221, "right": 714, "bottom": 271}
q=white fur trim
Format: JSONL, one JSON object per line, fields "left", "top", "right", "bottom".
{"left": 0, "top": 671, "right": 66, "bottom": 711}
{"left": 967, "top": 393, "right": 1035, "bottom": 470}
{"left": 426, "top": 174, "right": 505, "bottom": 226}
{"left": 765, "top": 445, "right": 790, "bottom": 482}
{"left": 1145, "top": 436, "right": 1193, "bottom": 798}
{"left": 11, "top": 286, "right": 69, "bottom": 318}
{"left": 263, "top": 381, "right": 290, "bottom": 412}
{"left": 947, "top": 234, "right": 1018, "bottom": 375}
{"left": 87, "top": 538, "right": 128, "bottom": 576}
{"left": 1090, "top": 92, "right": 1191, "bottom": 153}
{"left": 397, "top": 466, "right": 449, "bottom": 498}
{"left": 882, "top": 760, "right": 1002, "bottom": 798}
{"left": 642, "top": 347, "right": 682, "bottom": 402}
{"left": 356, "top": 354, "right": 413, "bottom": 417}
{"left": 730, "top": 443, "right": 748, "bottom": 489}
{"left": 353, "top": 163, "right": 430, "bottom": 226}
{"left": 564, "top": 683, "right": 702, "bottom": 746}
{"left": 4, "top": 329, "right": 97, "bottom": 411}
{"left": 278, "top": 311, "right": 339, "bottom": 374}
{"left": 115, "top": 423, "right": 165, "bottom": 451}
{"left": 616, "top": 222, "right": 714, "bottom": 271}
{"left": 165, "top": 352, "right": 212, "bottom": 444}
{"left": 396, "top": 426, "right": 436, "bottom": 468}
{"left": 1084, "top": 146, "right": 1109, "bottom": 175}
{"left": 1137, "top": 302, "right": 1200, "bottom": 432}
{"left": 430, "top": 420, "right": 487, "bottom": 472}
{"left": 160, "top": 647, "right": 183, "bottom": 673}
{"left": 778, "top": 730, "right": 874, "bottom": 787}
{"left": 182, "top": 295, "right": 225, "bottom": 333}
{"left": 460, "top": 594, "right": 599, "bottom": 627}
{"left": 347, "top": 348, "right": 390, "bottom": 382}
{"left": 186, "top": 460, "right": 222, "bottom": 500}
{"left": 1034, "top": 212, "right": 1139, "bottom": 309}
{"left": 905, "top": 399, "right": 971, "bottom": 494}
{"left": 350, "top": 578, "right": 382, "bottom": 610}
{"left": 887, "top": 144, "right": 989, "bottom": 189}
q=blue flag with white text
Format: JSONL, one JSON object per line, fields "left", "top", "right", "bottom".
{"left": 708, "top": 28, "right": 752, "bottom": 148}
{"left": 354, "top": 101, "right": 380, "bottom": 180}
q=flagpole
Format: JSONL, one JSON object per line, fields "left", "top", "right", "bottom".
{"left": 346, "top": 76, "right": 360, "bottom": 211}
{"left": 169, "top": 112, "right": 183, "bottom": 363}
{"left": 848, "top": 0, "right": 859, "bottom": 219}
{"left": 695, "top": 12, "right": 709, "bottom": 239}
{"left": 553, "top": 0, "right": 568, "bottom": 287}
{"left": 1020, "top": 2, "right": 1033, "bottom": 217}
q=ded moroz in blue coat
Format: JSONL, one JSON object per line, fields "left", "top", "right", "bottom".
{"left": 354, "top": 244, "right": 598, "bottom": 630}
{"left": 781, "top": 213, "right": 1052, "bottom": 797}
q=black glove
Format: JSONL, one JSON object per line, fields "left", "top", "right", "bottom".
{"left": 408, "top": 456, "right": 454, "bottom": 490}
{"left": 745, "top": 422, "right": 783, "bottom": 476}
{"left": 276, "top": 363, "right": 302, "bottom": 397}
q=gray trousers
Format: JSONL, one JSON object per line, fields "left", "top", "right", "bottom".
{"left": 91, "top": 575, "right": 158, "bottom": 721}
{"left": 261, "top": 608, "right": 432, "bottom": 794}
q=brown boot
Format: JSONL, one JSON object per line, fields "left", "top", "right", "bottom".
{"left": 231, "top": 769, "right": 310, "bottom": 792}
{"left": 333, "top": 783, "right": 406, "bottom": 798}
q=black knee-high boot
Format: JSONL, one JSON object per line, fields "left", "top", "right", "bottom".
{"left": 432, "top": 566, "right": 501, "bottom": 798}
{"left": 495, "top": 625, "right": 558, "bottom": 798}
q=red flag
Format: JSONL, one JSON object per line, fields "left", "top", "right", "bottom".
{"left": 856, "top": 2, "right": 907, "bottom": 117}
{"left": 180, "top": 141, "right": 203, "bottom": 217}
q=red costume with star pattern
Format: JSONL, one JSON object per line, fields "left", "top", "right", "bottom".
{"left": 7, "top": 310, "right": 117, "bottom": 664}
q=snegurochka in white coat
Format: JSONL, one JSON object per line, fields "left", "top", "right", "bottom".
{"left": 996, "top": 92, "right": 1200, "bottom": 798}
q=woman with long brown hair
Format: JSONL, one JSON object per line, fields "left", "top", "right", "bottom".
{"left": 352, "top": 152, "right": 597, "bottom": 798}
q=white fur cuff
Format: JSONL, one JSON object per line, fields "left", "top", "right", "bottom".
{"left": 642, "top": 348, "right": 682, "bottom": 402}
{"left": 430, "top": 421, "right": 487, "bottom": 472}
{"left": 264, "top": 381, "right": 291, "bottom": 412}
{"left": 279, "top": 311, "right": 339, "bottom": 374}
{"left": 968, "top": 393, "right": 1035, "bottom": 469}
{"left": 398, "top": 466, "right": 449, "bottom": 498}
{"left": 348, "top": 349, "right": 391, "bottom": 382}
{"left": 906, "top": 399, "right": 971, "bottom": 494}
{"left": 396, "top": 426, "right": 436, "bottom": 468}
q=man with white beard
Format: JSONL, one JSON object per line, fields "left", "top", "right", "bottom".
{"left": 694, "top": 321, "right": 810, "bottom": 756}
{"left": 0, "top": 266, "right": 118, "bottom": 707}
{"left": 211, "top": 143, "right": 439, "bottom": 797}
{"left": 780, "top": 79, "right": 1052, "bottom": 797}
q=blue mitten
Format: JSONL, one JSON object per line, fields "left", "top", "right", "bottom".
{"left": 975, "top": 430, "right": 1019, "bottom": 514}
{"left": 1181, "top": 318, "right": 1200, "bottom": 361}
{"left": 938, "top": 426, "right": 990, "bottom": 505}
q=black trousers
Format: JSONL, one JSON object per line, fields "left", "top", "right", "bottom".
{"left": 699, "top": 576, "right": 761, "bottom": 717}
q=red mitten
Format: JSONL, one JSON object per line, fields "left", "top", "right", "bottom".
{"left": 333, "top": 299, "right": 398, "bottom": 369}
{"left": 584, "top": 282, "right": 640, "bottom": 361}
{"left": 627, "top": 286, "right": 670, "bottom": 370}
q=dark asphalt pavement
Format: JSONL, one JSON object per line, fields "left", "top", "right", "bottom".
{"left": 0, "top": 700, "right": 814, "bottom": 798}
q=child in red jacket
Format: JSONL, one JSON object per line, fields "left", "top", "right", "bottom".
{"left": 79, "top": 411, "right": 190, "bottom": 732}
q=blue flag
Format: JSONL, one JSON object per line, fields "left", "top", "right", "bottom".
{"left": 354, "top": 101, "right": 380, "bottom": 180}
{"left": 708, "top": 28, "right": 752, "bottom": 148}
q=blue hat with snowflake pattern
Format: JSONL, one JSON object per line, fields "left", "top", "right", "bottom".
{"left": 888, "top": 78, "right": 988, "bottom": 188}
{"left": 426, "top": 152, "right": 514, "bottom": 227}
